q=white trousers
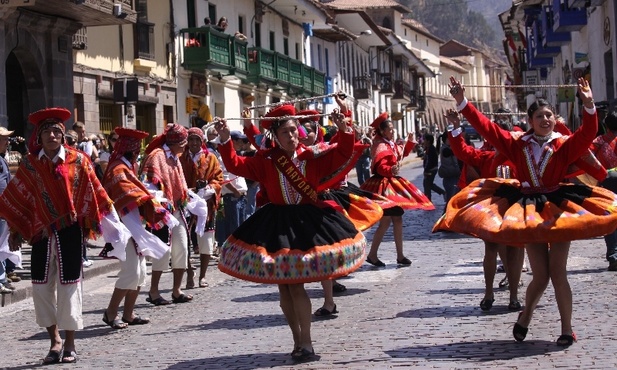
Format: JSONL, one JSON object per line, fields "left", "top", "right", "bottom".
{"left": 32, "top": 237, "right": 83, "bottom": 330}
{"left": 115, "top": 239, "right": 147, "bottom": 290}
{"left": 151, "top": 210, "right": 188, "bottom": 271}
{"left": 197, "top": 230, "right": 215, "bottom": 255}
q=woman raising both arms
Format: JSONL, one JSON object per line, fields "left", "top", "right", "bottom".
{"left": 435, "top": 76, "right": 617, "bottom": 346}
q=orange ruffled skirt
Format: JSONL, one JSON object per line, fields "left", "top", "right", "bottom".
{"left": 361, "top": 175, "right": 434, "bottom": 211}
{"left": 433, "top": 177, "right": 617, "bottom": 245}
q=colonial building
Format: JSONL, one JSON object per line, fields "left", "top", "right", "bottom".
{"left": 73, "top": 0, "right": 176, "bottom": 137}
{"left": 500, "top": 0, "right": 616, "bottom": 128}
{"left": 0, "top": 1, "right": 137, "bottom": 139}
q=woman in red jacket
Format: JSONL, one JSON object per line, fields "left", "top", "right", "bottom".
{"left": 361, "top": 113, "right": 434, "bottom": 267}
{"left": 215, "top": 104, "right": 365, "bottom": 361}
{"left": 436, "top": 76, "right": 617, "bottom": 346}
{"left": 444, "top": 109, "right": 524, "bottom": 312}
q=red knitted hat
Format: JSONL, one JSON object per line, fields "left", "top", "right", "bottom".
{"left": 370, "top": 112, "right": 390, "bottom": 129}
{"left": 262, "top": 104, "right": 296, "bottom": 131}
{"left": 28, "top": 107, "right": 71, "bottom": 153}
{"left": 297, "top": 109, "right": 320, "bottom": 124}
{"left": 187, "top": 127, "right": 204, "bottom": 141}
{"left": 165, "top": 123, "right": 188, "bottom": 145}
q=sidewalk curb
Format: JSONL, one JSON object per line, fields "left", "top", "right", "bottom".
{"left": 1, "top": 254, "right": 121, "bottom": 308}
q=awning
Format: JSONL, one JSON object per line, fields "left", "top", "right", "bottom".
{"left": 423, "top": 95, "right": 453, "bottom": 131}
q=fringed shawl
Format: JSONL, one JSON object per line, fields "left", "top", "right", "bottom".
{"left": 139, "top": 147, "right": 188, "bottom": 212}
{"left": 104, "top": 159, "right": 171, "bottom": 230}
{"left": 180, "top": 149, "right": 223, "bottom": 221}
{"left": 0, "top": 147, "right": 113, "bottom": 243}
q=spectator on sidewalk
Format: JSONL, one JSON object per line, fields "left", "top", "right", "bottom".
{"left": 422, "top": 133, "right": 445, "bottom": 202}
{"left": 355, "top": 127, "right": 372, "bottom": 186}
{"left": 0, "top": 107, "right": 128, "bottom": 364}
{"left": 215, "top": 130, "right": 248, "bottom": 248}
{"left": 0, "top": 126, "right": 16, "bottom": 293}
{"left": 232, "top": 130, "right": 258, "bottom": 218}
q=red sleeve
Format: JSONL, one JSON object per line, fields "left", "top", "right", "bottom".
{"left": 558, "top": 109, "right": 599, "bottom": 165}
{"left": 460, "top": 103, "right": 519, "bottom": 162}
{"left": 402, "top": 140, "right": 415, "bottom": 157}
{"left": 243, "top": 124, "right": 261, "bottom": 148}
{"left": 218, "top": 140, "right": 263, "bottom": 181}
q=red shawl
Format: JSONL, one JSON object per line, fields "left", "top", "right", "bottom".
{"left": 104, "top": 159, "right": 170, "bottom": 229}
{"left": 0, "top": 147, "right": 113, "bottom": 243}
{"left": 180, "top": 148, "right": 224, "bottom": 222}
{"left": 139, "top": 147, "right": 188, "bottom": 212}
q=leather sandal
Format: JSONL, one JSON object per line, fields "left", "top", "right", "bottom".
{"left": 146, "top": 293, "right": 170, "bottom": 306}
{"left": 102, "top": 310, "right": 128, "bottom": 329}
{"left": 42, "top": 348, "right": 62, "bottom": 364}
{"left": 314, "top": 304, "right": 338, "bottom": 317}
{"left": 332, "top": 282, "right": 347, "bottom": 293}
{"left": 61, "top": 350, "right": 77, "bottom": 363}
{"left": 291, "top": 347, "right": 316, "bottom": 361}
{"left": 508, "top": 300, "right": 522, "bottom": 311}
{"left": 172, "top": 293, "right": 193, "bottom": 303}
{"left": 122, "top": 316, "right": 150, "bottom": 325}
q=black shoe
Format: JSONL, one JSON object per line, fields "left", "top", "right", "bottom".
{"left": 609, "top": 261, "right": 617, "bottom": 271}
{"left": 508, "top": 300, "right": 522, "bottom": 311}
{"left": 366, "top": 257, "right": 386, "bottom": 267}
{"left": 397, "top": 257, "right": 412, "bottom": 266}
{"left": 513, "top": 313, "right": 528, "bottom": 342}
{"left": 556, "top": 332, "right": 577, "bottom": 347}
{"left": 480, "top": 297, "right": 494, "bottom": 311}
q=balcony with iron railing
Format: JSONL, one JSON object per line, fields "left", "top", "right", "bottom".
{"left": 352, "top": 75, "right": 373, "bottom": 100}
{"left": 379, "top": 73, "right": 393, "bottom": 95}
{"left": 392, "top": 80, "right": 411, "bottom": 104}
{"left": 180, "top": 27, "right": 249, "bottom": 80}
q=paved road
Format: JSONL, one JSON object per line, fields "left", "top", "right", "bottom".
{"left": 1, "top": 156, "right": 615, "bottom": 369}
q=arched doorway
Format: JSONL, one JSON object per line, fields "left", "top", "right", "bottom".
{"left": 5, "top": 52, "right": 27, "bottom": 138}
{"left": 5, "top": 48, "right": 45, "bottom": 143}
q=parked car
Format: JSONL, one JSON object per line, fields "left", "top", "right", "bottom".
{"left": 461, "top": 123, "right": 480, "bottom": 141}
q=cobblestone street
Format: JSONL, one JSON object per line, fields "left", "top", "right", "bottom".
{"left": 1, "top": 158, "right": 616, "bottom": 369}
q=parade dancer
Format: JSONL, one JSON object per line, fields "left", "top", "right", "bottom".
{"left": 436, "top": 77, "right": 617, "bottom": 346}
{"left": 180, "top": 127, "right": 223, "bottom": 288}
{"left": 101, "top": 127, "right": 176, "bottom": 329}
{"left": 0, "top": 108, "right": 129, "bottom": 364}
{"left": 443, "top": 109, "right": 524, "bottom": 311}
{"left": 361, "top": 112, "right": 434, "bottom": 267}
{"left": 214, "top": 104, "right": 366, "bottom": 361}
{"left": 140, "top": 123, "right": 193, "bottom": 305}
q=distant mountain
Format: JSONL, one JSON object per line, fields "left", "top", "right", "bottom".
{"left": 401, "top": 0, "right": 509, "bottom": 50}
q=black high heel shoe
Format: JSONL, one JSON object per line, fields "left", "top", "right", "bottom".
{"left": 513, "top": 313, "right": 528, "bottom": 342}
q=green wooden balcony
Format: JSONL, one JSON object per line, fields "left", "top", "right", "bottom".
{"left": 289, "top": 59, "right": 304, "bottom": 92}
{"left": 275, "top": 54, "right": 290, "bottom": 88}
{"left": 246, "top": 47, "right": 276, "bottom": 85}
{"left": 243, "top": 48, "right": 324, "bottom": 96}
{"left": 180, "top": 27, "right": 248, "bottom": 79}
{"left": 313, "top": 70, "right": 326, "bottom": 96}
{"left": 302, "top": 65, "right": 313, "bottom": 95}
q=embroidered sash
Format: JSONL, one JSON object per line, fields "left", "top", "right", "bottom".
{"left": 271, "top": 147, "right": 341, "bottom": 212}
